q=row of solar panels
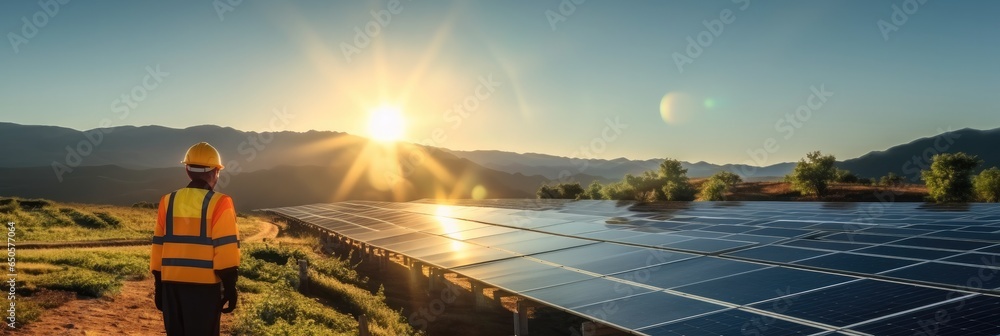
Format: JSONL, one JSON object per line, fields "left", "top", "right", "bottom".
{"left": 262, "top": 200, "right": 1000, "bottom": 335}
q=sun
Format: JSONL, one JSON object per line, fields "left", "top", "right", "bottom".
{"left": 367, "top": 105, "right": 405, "bottom": 142}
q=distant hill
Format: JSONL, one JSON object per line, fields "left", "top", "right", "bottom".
{"left": 445, "top": 149, "right": 795, "bottom": 181}
{"left": 3, "top": 122, "right": 999, "bottom": 208}
{"left": 837, "top": 128, "right": 1000, "bottom": 181}
{"left": 0, "top": 150, "right": 551, "bottom": 211}
{"left": 0, "top": 122, "right": 358, "bottom": 170}
{"left": 0, "top": 123, "right": 610, "bottom": 209}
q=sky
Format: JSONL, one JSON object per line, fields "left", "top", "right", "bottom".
{"left": 2, "top": 0, "right": 999, "bottom": 165}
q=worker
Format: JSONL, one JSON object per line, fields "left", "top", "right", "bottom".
{"left": 150, "top": 142, "right": 240, "bottom": 335}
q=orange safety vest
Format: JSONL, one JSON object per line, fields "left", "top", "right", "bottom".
{"left": 150, "top": 188, "right": 241, "bottom": 284}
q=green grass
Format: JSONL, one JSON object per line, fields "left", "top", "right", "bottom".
{"left": 20, "top": 246, "right": 151, "bottom": 280}
{"left": 25, "top": 267, "right": 122, "bottom": 297}
{"left": 233, "top": 242, "right": 416, "bottom": 336}
{"left": 0, "top": 196, "right": 266, "bottom": 242}
{"left": 0, "top": 197, "right": 155, "bottom": 242}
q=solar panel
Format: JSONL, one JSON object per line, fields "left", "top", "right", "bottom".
{"left": 852, "top": 295, "right": 1000, "bottom": 336}
{"left": 636, "top": 309, "right": 824, "bottom": 335}
{"left": 852, "top": 245, "right": 959, "bottom": 260}
{"left": 672, "top": 267, "right": 855, "bottom": 305}
{"left": 792, "top": 253, "right": 917, "bottom": 274}
{"left": 610, "top": 257, "right": 767, "bottom": 289}
{"left": 522, "top": 277, "right": 655, "bottom": 309}
{"left": 750, "top": 279, "right": 959, "bottom": 327}
{"left": 572, "top": 291, "right": 726, "bottom": 330}
{"left": 883, "top": 262, "right": 1000, "bottom": 289}
{"left": 725, "top": 245, "right": 831, "bottom": 263}
{"left": 259, "top": 200, "right": 1000, "bottom": 335}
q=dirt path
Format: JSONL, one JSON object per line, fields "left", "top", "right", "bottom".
{"left": 11, "top": 220, "right": 281, "bottom": 335}
{"left": 245, "top": 220, "right": 279, "bottom": 242}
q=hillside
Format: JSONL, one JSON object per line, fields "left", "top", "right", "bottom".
{"left": 446, "top": 149, "right": 795, "bottom": 180}
{"left": 838, "top": 127, "right": 1000, "bottom": 180}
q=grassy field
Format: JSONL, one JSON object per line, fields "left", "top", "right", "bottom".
{"left": 233, "top": 240, "right": 416, "bottom": 335}
{"left": 0, "top": 196, "right": 262, "bottom": 242}
{"left": 9, "top": 197, "right": 413, "bottom": 335}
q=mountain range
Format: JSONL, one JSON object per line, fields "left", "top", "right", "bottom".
{"left": 1, "top": 122, "right": 998, "bottom": 209}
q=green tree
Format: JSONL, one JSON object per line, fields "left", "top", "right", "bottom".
{"left": 974, "top": 167, "right": 1000, "bottom": 202}
{"left": 789, "top": 151, "right": 837, "bottom": 196}
{"left": 557, "top": 183, "right": 585, "bottom": 200}
{"left": 834, "top": 169, "right": 859, "bottom": 184}
{"left": 625, "top": 171, "right": 668, "bottom": 201}
{"left": 700, "top": 178, "right": 727, "bottom": 201}
{"left": 921, "top": 152, "right": 982, "bottom": 203}
{"left": 658, "top": 159, "right": 695, "bottom": 201}
{"left": 583, "top": 181, "right": 604, "bottom": 200}
{"left": 601, "top": 181, "right": 635, "bottom": 200}
{"left": 879, "top": 172, "right": 904, "bottom": 187}
{"left": 536, "top": 184, "right": 557, "bottom": 199}
{"left": 712, "top": 171, "right": 743, "bottom": 188}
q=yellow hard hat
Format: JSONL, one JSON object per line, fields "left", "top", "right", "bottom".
{"left": 181, "top": 142, "right": 224, "bottom": 170}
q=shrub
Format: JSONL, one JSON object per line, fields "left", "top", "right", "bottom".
{"left": 700, "top": 178, "right": 727, "bottom": 201}
{"left": 974, "top": 167, "right": 1000, "bottom": 202}
{"left": 879, "top": 172, "right": 905, "bottom": 187}
{"left": 922, "top": 152, "right": 982, "bottom": 203}
{"left": 789, "top": 151, "right": 837, "bottom": 196}
{"left": 131, "top": 201, "right": 159, "bottom": 209}
{"left": 536, "top": 183, "right": 585, "bottom": 200}
{"left": 582, "top": 181, "right": 603, "bottom": 200}
{"left": 835, "top": 169, "right": 859, "bottom": 183}
{"left": 712, "top": 171, "right": 743, "bottom": 188}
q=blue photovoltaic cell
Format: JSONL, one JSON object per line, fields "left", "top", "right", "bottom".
{"left": 924, "top": 230, "right": 1000, "bottom": 241}
{"left": 661, "top": 238, "right": 755, "bottom": 254}
{"left": 672, "top": 230, "right": 730, "bottom": 238}
{"left": 719, "top": 234, "right": 785, "bottom": 244}
{"left": 672, "top": 267, "right": 854, "bottom": 305}
{"left": 522, "top": 277, "right": 655, "bottom": 309}
{"left": 889, "top": 237, "right": 994, "bottom": 251}
{"left": 637, "top": 309, "right": 824, "bottom": 336}
{"left": 853, "top": 245, "right": 959, "bottom": 260}
{"left": 572, "top": 291, "right": 726, "bottom": 330}
{"left": 782, "top": 239, "right": 868, "bottom": 251}
{"left": 744, "top": 227, "right": 814, "bottom": 238}
{"left": 612, "top": 257, "right": 767, "bottom": 289}
{"left": 820, "top": 233, "right": 904, "bottom": 244}
{"left": 725, "top": 245, "right": 831, "bottom": 263}
{"left": 883, "top": 262, "right": 1000, "bottom": 289}
{"left": 941, "top": 253, "right": 999, "bottom": 267}
{"left": 615, "top": 233, "right": 693, "bottom": 247}
{"left": 698, "top": 225, "right": 757, "bottom": 234}
{"left": 750, "top": 280, "right": 959, "bottom": 327}
{"left": 760, "top": 220, "right": 818, "bottom": 228}
{"left": 957, "top": 226, "right": 1000, "bottom": 232}
{"left": 906, "top": 224, "right": 966, "bottom": 231}
{"left": 852, "top": 295, "right": 1000, "bottom": 336}
{"left": 862, "top": 227, "right": 936, "bottom": 236}
{"left": 793, "top": 253, "right": 916, "bottom": 274}
{"left": 531, "top": 243, "right": 696, "bottom": 275}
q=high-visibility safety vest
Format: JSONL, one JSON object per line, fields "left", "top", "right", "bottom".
{"left": 151, "top": 188, "right": 240, "bottom": 284}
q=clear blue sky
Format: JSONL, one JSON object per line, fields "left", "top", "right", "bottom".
{"left": 2, "top": 0, "right": 998, "bottom": 165}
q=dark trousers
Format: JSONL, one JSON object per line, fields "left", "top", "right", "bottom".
{"left": 162, "top": 282, "right": 222, "bottom": 336}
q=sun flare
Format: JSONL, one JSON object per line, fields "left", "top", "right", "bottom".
{"left": 368, "top": 105, "right": 405, "bottom": 142}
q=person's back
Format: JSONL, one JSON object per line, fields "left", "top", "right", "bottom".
{"left": 150, "top": 142, "right": 240, "bottom": 336}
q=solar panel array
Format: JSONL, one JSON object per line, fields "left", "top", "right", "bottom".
{"left": 262, "top": 200, "right": 1000, "bottom": 335}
